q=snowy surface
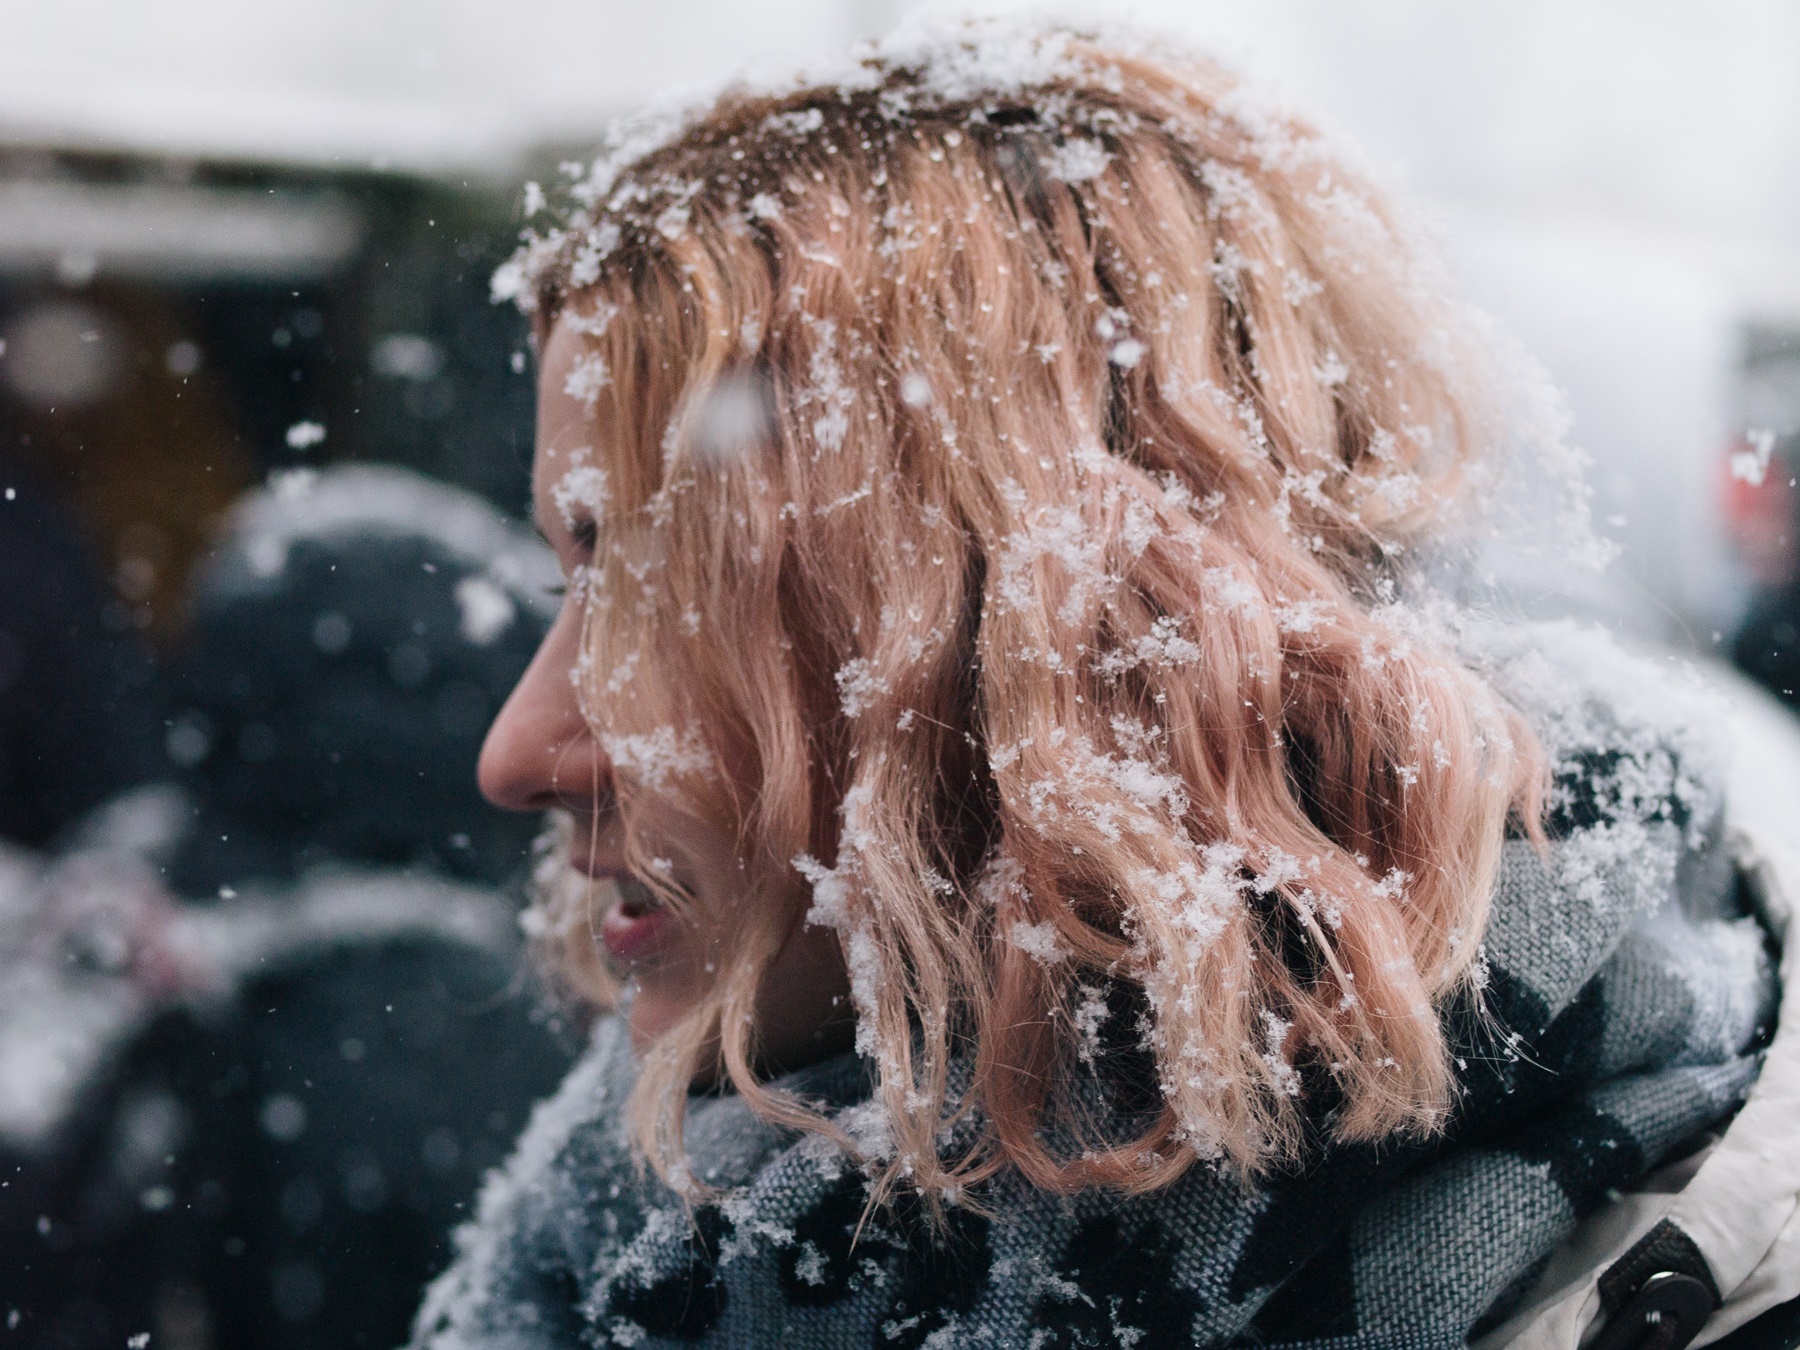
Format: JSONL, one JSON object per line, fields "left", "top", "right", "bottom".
{"left": 0, "top": 0, "right": 869, "bottom": 173}
{"left": 0, "top": 0, "right": 1795, "bottom": 236}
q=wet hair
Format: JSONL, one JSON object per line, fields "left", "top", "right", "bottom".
{"left": 512, "top": 22, "right": 1544, "bottom": 1202}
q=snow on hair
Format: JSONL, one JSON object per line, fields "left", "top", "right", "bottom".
{"left": 513, "top": 25, "right": 1544, "bottom": 1201}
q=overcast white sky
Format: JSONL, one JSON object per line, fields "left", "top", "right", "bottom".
{"left": 0, "top": 0, "right": 1796, "bottom": 246}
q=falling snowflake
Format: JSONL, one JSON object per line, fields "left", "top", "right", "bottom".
{"left": 284, "top": 420, "right": 326, "bottom": 450}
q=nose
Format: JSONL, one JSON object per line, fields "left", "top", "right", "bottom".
{"left": 478, "top": 604, "right": 612, "bottom": 813}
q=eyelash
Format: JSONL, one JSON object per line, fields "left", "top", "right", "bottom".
{"left": 545, "top": 522, "right": 599, "bottom": 601}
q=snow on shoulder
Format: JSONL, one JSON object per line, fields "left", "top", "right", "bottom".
{"left": 1469, "top": 620, "right": 1735, "bottom": 922}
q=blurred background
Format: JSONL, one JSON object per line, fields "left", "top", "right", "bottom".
{"left": 0, "top": 1, "right": 1797, "bottom": 1347}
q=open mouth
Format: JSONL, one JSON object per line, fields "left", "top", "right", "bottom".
{"left": 615, "top": 876, "right": 662, "bottom": 918}
{"left": 599, "top": 874, "right": 675, "bottom": 964}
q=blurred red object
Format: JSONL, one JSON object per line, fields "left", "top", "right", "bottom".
{"left": 1723, "top": 432, "right": 1797, "bottom": 586}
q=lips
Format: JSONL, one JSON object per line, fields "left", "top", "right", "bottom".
{"left": 598, "top": 875, "right": 673, "bottom": 964}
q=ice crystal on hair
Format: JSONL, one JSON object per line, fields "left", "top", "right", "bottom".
{"left": 604, "top": 650, "right": 639, "bottom": 694}
{"left": 1281, "top": 468, "right": 1330, "bottom": 512}
{"left": 1071, "top": 984, "right": 1111, "bottom": 1065}
{"left": 794, "top": 852, "right": 850, "bottom": 930}
{"left": 801, "top": 238, "right": 845, "bottom": 269}
{"left": 1137, "top": 843, "right": 1248, "bottom": 960}
{"left": 1087, "top": 615, "right": 1202, "bottom": 676}
{"left": 563, "top": 351, "right": 611, "bottom": 408}
{"left": 871, "top": 16, "right": 1094, "bottom": 104}
{"left": 996, "top": 506, "right": 1112, "bottom": 625}
{"left": 764, "top": 107, "right": 825, "bottom": 136}
{"left": 1249, "top": 848, "right": 1313, "bottom": 896}
{"left": 795, "top": 852, "right": 885, "bottom": 1063}
{"left": 1022, "top": 736, "right": 1189, "bottom": 842}
{"left": 1200, "top": 160, "right": 1261, "bottom": 222}
{"left": 1259, "top": 1011, "right": 1302, "bottom": 1096}
{"left": 1108, "top": 714, "right": 1164, "bottom": 759}
{"left": 1042, "top": 138, "right": 1110, "bottom": 183}
{"left": 1118, "top": 496, "right": 1159, "bottom": 558}
{"left": 597, "top": 723, "right": 713, "bottom": 791}
{"left": 837, "top": 1098, "right": 896, "bottom": 1162}
{"left": 1281, "top": 267, "right": 1324, "bottom": 308}
{"left": 799, "top": 320, "right": 854, "bottom": 453}
{"left": 1008, "top": 920, "right": 1066, "bottom": 966}
{"left": 1365, "top": 470, "right": 1422, "bottom": 512}
{"left": 814, "top": 478, "right": 874, "bottom": 517}
{"left": 1108, "top": 338, "right": 1146, "bottom": 369}
{"left": 1273, "top": 600, "right": 1330, "bottom": 635}
{"left": 1203, "top": 566, "right": 1262, "bottom": 617}
{"left": 653, "top": 203, "right": 690, "bottom": 240}
{"left": 973, "top": 851, "right": 1027, "bottom": 911}
{"left": 562, "top": 302, "right": 618, "bottom": 338}
{"left": 1207, "top": 240, "right": 1258, "bottom": 303}
{"left": 571, "top": 223, "right": 622, "bottom": 286}
{"left": 551, "top": 448, "right": 610, "bottom": 530}
{"left": 834, "top": 657, "right": 890, "bottom": 719}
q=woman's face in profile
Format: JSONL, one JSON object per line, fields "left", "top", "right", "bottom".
{"left": 477, "top": 316, "right": 849, "bottom": 1065}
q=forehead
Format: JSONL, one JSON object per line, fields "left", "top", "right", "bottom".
{"left": 532, "top": 317, "right": 600, "bottom": 506}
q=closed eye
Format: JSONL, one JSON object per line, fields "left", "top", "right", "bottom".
{"left": 532, "top": 516, "right": 600, "bottom": 588}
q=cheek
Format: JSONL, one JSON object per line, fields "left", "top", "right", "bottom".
{"left": 624, "top": 911, "right": 849, "bottom": 1064}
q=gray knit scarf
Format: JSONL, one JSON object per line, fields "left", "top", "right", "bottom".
{"left": 408, "top": 627, "right": 1778, "bottom": 1350}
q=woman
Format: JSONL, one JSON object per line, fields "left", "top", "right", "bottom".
{"left": 413, "top": 21, "right": 1797, "bottom": 1350}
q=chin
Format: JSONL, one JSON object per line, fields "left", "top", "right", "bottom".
{"left": 616, "top": 922, "right": 854, "bottom": 1070}
{"left": 623, "top": 981, "right": 702, "bottom": 1055}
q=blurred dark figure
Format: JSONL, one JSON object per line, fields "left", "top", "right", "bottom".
{"left": 1, "top": 466, "right": 579, "bottom": 1350}
{"left": 1731, "top": 431, "right": 1800, "bottom": 704}
{"left": 0, "top": 447, "right": 159, "bottom": 847}
{"left": 161, "top": 462, "right": 560, "bottom": 891}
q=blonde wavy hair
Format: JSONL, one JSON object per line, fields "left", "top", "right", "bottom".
{"left": 513, "top": 24, "right": 1543, "bottom": 1202}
